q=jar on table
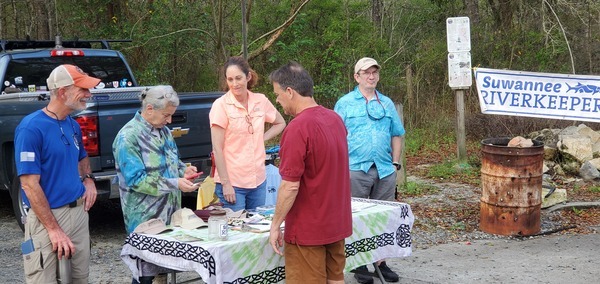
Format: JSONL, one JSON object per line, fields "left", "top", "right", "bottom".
{"left": 208, "top": 210, "right": 228, "bottom": 240}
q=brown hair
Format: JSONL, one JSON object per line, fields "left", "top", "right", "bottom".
{"left": 221, "top": 56, "right": 259, "bottom": 91}
{"left": 269, "top": 61, "right": 314, "bottom": 97}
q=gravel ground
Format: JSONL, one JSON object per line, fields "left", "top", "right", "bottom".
{"left": 1, "top": 175, "right": 598, "bottom": 283}
{"left": 0, "top": 191, "right": 200, "bottom": 283}
{"left": 403, "top": 176, "right": 599, "bottom": 250}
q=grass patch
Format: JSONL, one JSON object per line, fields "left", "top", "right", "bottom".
{"left": 405, "top": 128, "right": 428, "bottom": 156}
{"left": 427, "top": 161, "right": 457, "bottom": 179}
{"left": 426, "top": 159, "right": 481, "bottom": 185}
{"left": 450, "top": 221, "right": 466, "bottom": 231}
{"left": 572, "top": 207, "right": 584, "bottom": 216}
{"left": 398, "top": 181, "right": 439, "bottom": 196}
{"left": 405, "top": 128, "right": 456, "bottom": 156}
{"left": 589, "top": 186, "right": 600, "bottom": 193}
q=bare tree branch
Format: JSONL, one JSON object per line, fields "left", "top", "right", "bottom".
{"left": 243, "top": 0, "right": 311, "bottom": 60}
{"left": 124, "top": 28, "right": 216, "bottom": 50}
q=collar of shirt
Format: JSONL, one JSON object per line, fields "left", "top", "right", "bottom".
{"left": 134, "top": 111, "right": 165, "bottom": 137}
{"left": 351, "top": 86, "right": 382, "bottom": 102}
{"left": 223, "top": 90, "right": 261, "bottom": 114}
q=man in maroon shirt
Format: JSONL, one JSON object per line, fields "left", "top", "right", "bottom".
{"left": 268, "top": 61, "right": 352, "bottom": 284}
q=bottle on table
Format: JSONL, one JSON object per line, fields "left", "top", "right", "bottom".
{"left": 208, "top": 210, "right": 228, "bottom": 240}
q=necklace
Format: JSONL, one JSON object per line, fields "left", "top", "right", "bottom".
{"left": 45, "top": 106, "right": 76, "bottom": 146}
{"left": 45, "top": 106, "right": 62, "bottom": 120}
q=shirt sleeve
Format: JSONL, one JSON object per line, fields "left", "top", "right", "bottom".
{"left": 333, "top": 99, "right": 346, "bottom": 121}
{"left": 386, "top": 99, "right": 406, "bottom": 137}
{"left": 209, "top": 97, "right": 229, "bottom": 129}
{"left": 14, "top": 127, "right": 42, "bottom": 176}
{"left": 113, "top": 132, "right": 179, "bottom": 196}
{"left": 263, "top": 95, "right": 278, "bottom": 124}
{"left": 278, "top": 125, "right": 306, "bottom": 182}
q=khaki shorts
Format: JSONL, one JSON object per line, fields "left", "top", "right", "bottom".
{"left": 23, "top": 201, "right": 90, "bottom": 284}
{"left": 284, "top": 239, "right": 346, "bottom": 283}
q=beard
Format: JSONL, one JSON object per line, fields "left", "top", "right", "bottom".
{"left": 65, "top": 99, "right": 87, "bottom": 112}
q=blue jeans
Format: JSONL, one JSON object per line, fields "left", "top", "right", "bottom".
{"left": 215, "top": 180, "right": 266, "bottom": 211}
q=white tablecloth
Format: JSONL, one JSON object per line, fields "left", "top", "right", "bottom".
{"left": 121, "top": 198, "right": 414, "bottom": 283}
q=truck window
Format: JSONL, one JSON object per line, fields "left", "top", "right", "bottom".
{"left": 3, "top": 56, "right": 134, "bottom": 93}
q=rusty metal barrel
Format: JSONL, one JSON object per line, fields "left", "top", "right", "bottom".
{"left": 480, "top": 137, "right": 544, "bottom": 236}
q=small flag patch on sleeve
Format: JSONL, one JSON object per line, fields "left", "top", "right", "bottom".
{"left": 20, "top": 152, "right": 35, "bottom": 162}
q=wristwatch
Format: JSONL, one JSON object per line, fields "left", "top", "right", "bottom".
{"left": 82, "top": 173, "right": 96, "bottom": 182}
{"left": 392, "top": 162, "right": 402, "bottom": 171}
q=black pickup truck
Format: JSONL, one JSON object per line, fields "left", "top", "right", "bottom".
{"left": 0, "top": 39, "right": 220, "bottom": 229}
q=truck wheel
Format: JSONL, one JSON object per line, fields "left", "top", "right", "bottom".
{"left": 9, "top": 175, "right": 27, "bottom": 231}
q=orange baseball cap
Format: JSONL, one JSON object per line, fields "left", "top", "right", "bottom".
{"left": 46, "top": 64, "right": 101, "bottom": 90}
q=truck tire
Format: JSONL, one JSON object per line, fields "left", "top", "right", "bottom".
{"left": 9, "top": 175, "right": 27, "bottom": 231}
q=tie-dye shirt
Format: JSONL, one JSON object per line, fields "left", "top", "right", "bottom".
{"left": 334, "top": 86, "right": 405, "bottom": 179}
{"left": 113, "top": 111, "right": 186, "bottom": 234}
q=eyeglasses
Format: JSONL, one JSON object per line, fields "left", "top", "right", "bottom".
{"left": 157, "top": 92, "right": 175, "bottom": 100}
{"left": 58, "top": 121, "right": 79, "bottom": 147}
{"left": 245, "top": 115, "right": 254, "bottom": 134}
{"left": 365, "top": 95, "right": 386, "bottom": 120}
{"left": 141, "top": 88, "right": 175, "bottom": 100}
{"left": 359, "top": 70, "right": 380, "bottom": 77}
{"left": 46, "top": 107, "right": 79, "bottom": 147}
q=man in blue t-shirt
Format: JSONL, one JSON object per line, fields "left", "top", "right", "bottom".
{"left": 15, "top": 64, "right": 99, "bottom": 283}
{"left": 335, "top": 57, "right": 406, "bottom": 284}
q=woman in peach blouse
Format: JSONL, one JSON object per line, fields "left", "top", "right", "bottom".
{"left": 209, "top": 56, "right": 286, "bottom": 211}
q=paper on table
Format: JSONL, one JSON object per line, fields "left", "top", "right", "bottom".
{"left": 171, "top": 230, "right": 204, "bottom": 242}
{"left": 231, "top": 220, "right": 285, "bottom": 233}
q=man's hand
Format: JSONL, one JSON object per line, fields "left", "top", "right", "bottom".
{"left": 269, "top": 226, "right": 284, "bottom": 255}
{"left": 82, "top": 179, "right": 97, "bottom": 211}
{"left": 48, "top": 228, "right": 75, "bottom": 260}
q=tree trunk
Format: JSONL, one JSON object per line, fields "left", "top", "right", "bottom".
{"left": 210, "top": 0, "right": 227, "bottom": 89}
{"left": 487, "top": 0, "right": 515, "bottom": 30}
{"left": 372, "top": 0, "right": 382, "bottom": 27}
{"left": 465, "top": 0, "right": 479, "bottom": 24}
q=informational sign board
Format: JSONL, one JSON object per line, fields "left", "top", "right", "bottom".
{"left": 446, "top": 17, "right": 471, "bottom": 52}
{"left": 446, "top": 17, "right": 472, "bottom": 89}
{"left": 448, "top": 52, "right": 472, "bottom": 89}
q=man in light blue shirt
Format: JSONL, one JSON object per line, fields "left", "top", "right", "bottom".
{"left": 334, "top": 57, "right": 405, "bottom": 284}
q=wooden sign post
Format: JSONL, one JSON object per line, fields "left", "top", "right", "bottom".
{"left": 446, "top": 17, "right": 472, "bottom": 162}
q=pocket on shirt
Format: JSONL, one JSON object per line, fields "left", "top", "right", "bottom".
{"left": 345, "top": 107, "right": 367, "bottom": 118}
{"left": 227, "top": 111, "right": 265, "bottom": 134}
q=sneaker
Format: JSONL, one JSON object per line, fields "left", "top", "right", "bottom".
{"left": 353, "top": 265, "right": 374, "bottom": 284}
{"left": 378, "top": 261, "right": 399, "bottom": 282}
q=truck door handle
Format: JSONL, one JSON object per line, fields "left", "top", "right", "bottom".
{"left": 172, "top": 113, "right": 187, "bottom": 124}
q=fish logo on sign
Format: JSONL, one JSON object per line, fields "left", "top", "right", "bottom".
{"left": 566, "top": 83, "right": 600, "bottom": 95}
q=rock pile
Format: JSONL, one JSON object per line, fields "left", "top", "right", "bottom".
{"left": 528, "top": 123, "right": 600, "bottom": 181}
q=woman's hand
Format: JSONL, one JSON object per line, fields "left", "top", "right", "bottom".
{"left": 178, "top": 178, "right": 200, "bottom": 193}
{"left": 184, "top": 165, "right": 200, "bottom": 180}
{"left": 222, "top": 183, "right": 236, "bottom": 204}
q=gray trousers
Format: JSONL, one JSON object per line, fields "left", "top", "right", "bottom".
{"left": 350, "top": 166, "right": 397, "bottom": 201}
